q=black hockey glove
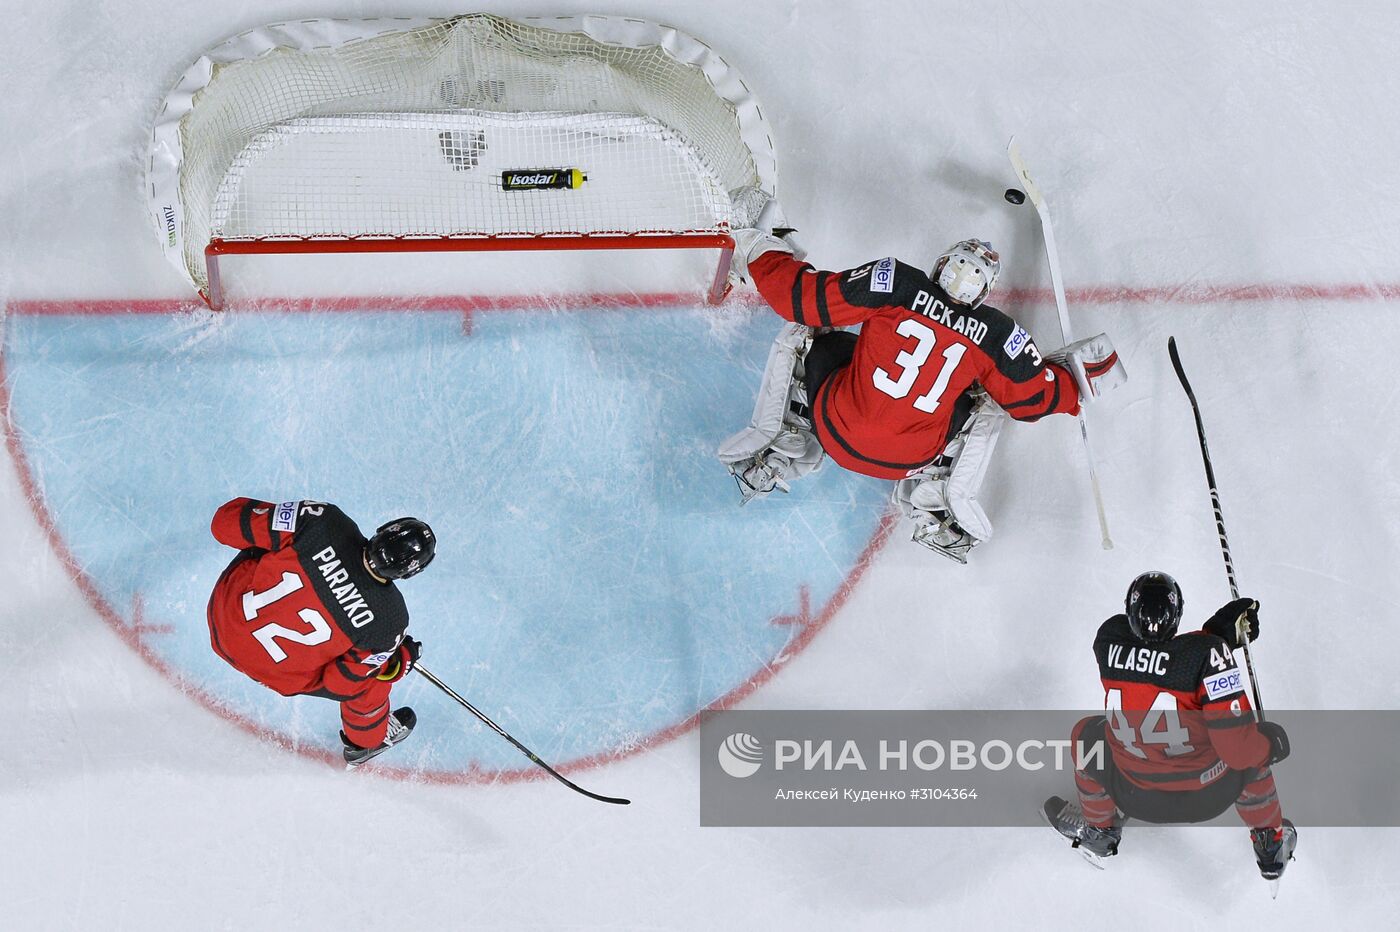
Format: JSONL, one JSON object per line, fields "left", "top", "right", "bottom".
{"left": 1257, "top": 720, "right": 1290, "bottom": 765}
{"left": 375, "top": 636, "right": 422, "bottom": 683}
{"left": 1203, "top": 598, "right": 1260, "bottom": 649}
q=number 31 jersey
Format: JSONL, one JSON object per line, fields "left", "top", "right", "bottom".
{"left": 206, "top": 498, "right": 410, "bottom": 698}
{"left": 1093, "top": 613, "right": 1271, "bottom": 792}
{"left": 748, "top": 251, "right": 1081, "bottom": 479}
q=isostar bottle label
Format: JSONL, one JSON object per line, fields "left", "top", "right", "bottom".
{"left": 501, "top": 168, "right": 587, "bottom": 191}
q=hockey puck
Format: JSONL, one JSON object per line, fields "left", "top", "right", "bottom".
{"left": 1004, "top": 188, "right": 1026, "bottom": 205}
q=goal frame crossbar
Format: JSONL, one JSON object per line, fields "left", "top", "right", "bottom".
{"left": 203, "top": 234, "right": 736, "bottom": 309}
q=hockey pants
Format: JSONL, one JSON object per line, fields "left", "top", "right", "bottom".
{"left": 1072, "top": 716, "right": 1283, "bottom": 830}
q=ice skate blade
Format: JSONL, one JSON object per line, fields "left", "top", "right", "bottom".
{"left": 729, "top": 465, "right": 789, "bottom": 506}
{"left": 909, "top": 524, "right": 974, "bottom": 564}
{"left": 1263, "top": 852, "right": 1294, "bottom": 898}
{"left": 344, "top": 752, "right": 396, "bottom": 772}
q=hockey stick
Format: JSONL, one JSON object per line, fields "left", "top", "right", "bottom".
{"left": 1007, "top": 137, "right": 1113, "bottom": 550}
{"left": 1167, "top": 337, "right": 1265, "bottom": 717}
{"left": 415, "top": 664, "right": 631, "bottom": 805}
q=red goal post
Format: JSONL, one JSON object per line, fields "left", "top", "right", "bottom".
{"left": 148, "top": 15, "right": 778, "bottom": 309}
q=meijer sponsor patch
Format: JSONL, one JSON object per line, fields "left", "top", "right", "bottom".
{"left": 870, "top": 257, "right": 895, "bottom": 293}
{"left": 272, "top": 501, "right": 299, "bottom": 533}
{"left": 1203, "top": 667, "right": 1244, "bottom": 700}
{"left": 1003, "top": 325, "right": 1030, "bottom": 359}
{"left": 362, "top": 650, "right": 394, "bottom": 668}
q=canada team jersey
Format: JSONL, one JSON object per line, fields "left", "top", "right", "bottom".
{"left": 749, "top": 250, "right": 1081, "bottom": 479}
{"left": 207, "top": 498, "right": 410, "bottom": 698}
{"left": 1093, "top": 614, "right": 1271, "bottom": 792}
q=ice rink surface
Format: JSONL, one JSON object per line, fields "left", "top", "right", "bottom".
{"left": 2, "top": 1, "right": 1399, "bottom": 929}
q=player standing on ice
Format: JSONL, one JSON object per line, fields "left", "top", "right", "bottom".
{"left": 1043, "top": 572, "right": 1297, "bottom": 890}
{"left": 718, "top": 205, "right": 1123, "bottom": 561}
{"left": 206, "top": 498, "right": 434, "bottom": 768}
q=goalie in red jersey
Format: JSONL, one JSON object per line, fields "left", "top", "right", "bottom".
{"left": 206, "top": 498, "right": 435, "bottom": 768}
{"left": 718, "top": 204, "right": 1124, "bottom": 561}
{"left": 1043, "top": 572, "right": 1297, "bottom": 888}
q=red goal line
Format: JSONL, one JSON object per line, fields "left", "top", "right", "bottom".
{"left": 4, "top": 280, "right": 1399, "bottom": 317}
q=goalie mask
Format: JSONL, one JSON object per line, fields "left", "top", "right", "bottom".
{"left": 933, "top": 240, "right": 1000, "bottom": 307}
{"left": 1125, "top": 571, "right": 1184, "bottom": 643}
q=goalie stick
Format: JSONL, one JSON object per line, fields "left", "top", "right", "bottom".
{"left": 1007, "top": 137, "right": 1114, "bottom": 550}
{"left": 415, "top": 664, "right": 632, "bottom": 805}
{"left": 1167, "top": 336, "right": 1266, "bottom": 717}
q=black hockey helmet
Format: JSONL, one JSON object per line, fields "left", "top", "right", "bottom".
{"left": 366, "top": 518, "right": 435, "bottom": 580}
{"left": 1125, "top": 571, "right": 1184, "bottom": 643}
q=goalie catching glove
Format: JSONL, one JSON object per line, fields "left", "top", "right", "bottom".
{"left": 1046, "top": 333, "right": 1126, "bottom": 401}
{"left": 730, "top": 199, "right": 805, "bottom": 281}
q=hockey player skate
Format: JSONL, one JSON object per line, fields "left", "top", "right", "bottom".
{"left": 1042, "top": 796, "right": 1121, "bottom": 867}
{"left": 729, "top": 448, "right": 791, "bottom": 504}
{"left": 343, "top": 707, "right": 416, "bottom": 770}
{"left": 727, "top": 427, "right": 818, "bottom": 504}
{"left": 1251, "top": 819, "right": 1298, "bottom": 896}
{"left": 895, "top": 458, "right": 977, "bottom": 562}
{"left": 909, "top": 509, "right": 977, "bottom": 563}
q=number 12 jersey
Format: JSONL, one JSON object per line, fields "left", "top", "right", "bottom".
{"left": 206, "top": 498, "right": 410, "bottom": 699}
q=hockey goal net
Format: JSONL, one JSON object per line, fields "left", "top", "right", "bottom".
{"left": 148, "top": 14, "right": 777, "bottom": 308}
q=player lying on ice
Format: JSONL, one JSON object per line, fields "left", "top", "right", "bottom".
{"left": 206, "top": 498, "right": 434, "bottom": 768}
{"left": 1043, "top": 572, "right": 1297, "bottom": 891}
{"left": 719, "top": 202, "right": 1124, "bottom": 562}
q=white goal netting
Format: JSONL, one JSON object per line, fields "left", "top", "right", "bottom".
{"left": 148, "top": 14, "right": 777, "bottom": 300}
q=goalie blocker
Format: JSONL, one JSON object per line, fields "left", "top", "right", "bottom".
{"left": 1049, "top": 334, "right": 1126, "bottom": 401}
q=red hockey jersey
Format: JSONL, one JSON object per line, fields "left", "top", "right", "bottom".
{"left": 749, "top": 250, "right": 1081, "bottom": 480}
{"left": 207, "top": 498, "right": 410, "bottom": 698}
{"left": 1093, "top": 614, "right": 1271, "bottom": 792}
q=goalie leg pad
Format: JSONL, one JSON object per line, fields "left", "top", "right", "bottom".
{"left": 768, "top": 427, "right": 824, "bottom": 480}
{"left": 892, "top": 468, "right": 949, "bottom": 517}
{"left": 718, "top": 323, "right": 814, "bottom": 464}
{"left": 891, "top": 397, "right": 1006, "bottom": 544}
{"left": 943, "top": 402, "right": 1005, "bottom": 542}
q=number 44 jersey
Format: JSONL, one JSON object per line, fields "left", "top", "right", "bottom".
{"left": 748, "top": 251, "right": 1082, "bottom": 480}
{"left": 1093, "top": 614, "right": 1272, "bottom": 792}
{"left": 207, "top": 498, "right": 410, "bottom": 698}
